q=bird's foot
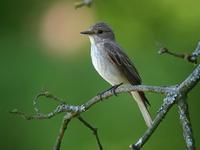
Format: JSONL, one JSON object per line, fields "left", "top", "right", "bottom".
{"left": 110, "top": 83, "right": 123, "bottom": 96}
{"left": 98, "top": 83, "right": 123, "bottom": 100}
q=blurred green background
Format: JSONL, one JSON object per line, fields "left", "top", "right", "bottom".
{"left": 1, "top": 0, "right": 200, "bottom": 149}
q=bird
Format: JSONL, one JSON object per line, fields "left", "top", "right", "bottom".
{"left": 80, "top": 22, "right": 152, "bottom": 127}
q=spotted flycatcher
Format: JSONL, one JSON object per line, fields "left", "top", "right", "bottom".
{"left": 81, "top": 22, "right": 152, "bottom": 127}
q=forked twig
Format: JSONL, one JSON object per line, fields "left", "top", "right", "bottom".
{"left": 78, "top": 116, "right": 103, "bottom": 150}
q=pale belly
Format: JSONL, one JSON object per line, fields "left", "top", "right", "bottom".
{"left": 90, "top": 44, "right": 127, "bottom": 86}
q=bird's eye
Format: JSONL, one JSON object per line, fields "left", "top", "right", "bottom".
{"left": 97, "top": 30, "right": 103, "bottom": 34}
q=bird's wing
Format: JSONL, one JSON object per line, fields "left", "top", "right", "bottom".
{"left": 104, "top": 41, "right": 150, "bottom": 106}
{"left": 103, "top": 41, "right": 141, "bottom": 85}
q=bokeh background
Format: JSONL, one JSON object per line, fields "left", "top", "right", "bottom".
{"left": 1, "top": 0, "right": 200, "bottom": 149}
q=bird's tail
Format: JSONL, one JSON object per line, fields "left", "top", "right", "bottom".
{"left": 131, "top": 91, "right": 152, "bottom": 127}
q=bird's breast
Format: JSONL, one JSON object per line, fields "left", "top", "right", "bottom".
{"left": 90, "top": 43, "right": 127, "bottom": 85}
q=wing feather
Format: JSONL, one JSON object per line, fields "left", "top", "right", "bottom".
{"left": 103, "top": 42, "right": 150, "bottom": 106}
{"left": 104, "top": 42, "right": 141, "bottom": 85}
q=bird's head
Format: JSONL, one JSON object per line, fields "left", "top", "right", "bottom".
{"left": 80, "top": 22, "right": 115, "bottom": 43}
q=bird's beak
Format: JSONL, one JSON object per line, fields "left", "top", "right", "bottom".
{"left": 80, "top": 30, "right": 95, "bottom": 35}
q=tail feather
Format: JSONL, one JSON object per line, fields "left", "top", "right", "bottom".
{"left": 131, "top": 91, "right": 152, "bottom": 127}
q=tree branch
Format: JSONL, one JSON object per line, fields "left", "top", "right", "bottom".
{"left": 131, "top": 93, "right": 177, "bottom": 149}
{"left": 131, "top": 42, "right": 200, "bottom": 150}
{"left": 132, "top": 65, "right": 200, "bottom": 149}
{"left": 11, "top": 41, "right": 200, "bottom": 150}
{"left": 177, "top": 97, "right": 195, "bottom": 150}
{"left": 54, "top": 114, "right": 72, "bottom": 150}
{"left": 10, "top": 85, "right": 172, "bottom": 150}
{"left": 10, "top": 85, "right": 171, "bottom": 121}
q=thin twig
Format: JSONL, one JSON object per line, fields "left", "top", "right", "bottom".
{"left": 158, "top": 43, "right": 200, "bottom": 64}
{"left": 54, "top": 114, "right": 72, "bottom": 150}
{"left": 75, "top": 0, "right": 93, "bottom": 9}
{"left": 177, "top": 97, "right": 195, "bottom": 150}
{"left": 10, "top": 103, "right": 84, "bottom": 120}
{"left": 33, "top": 90, "right": 66, "bottom": 114}
{"left": 78, "top": 116, "right": 103, "bottom": 150}
{"left": 10, "top": 105, "right": 65, "bottom": 120}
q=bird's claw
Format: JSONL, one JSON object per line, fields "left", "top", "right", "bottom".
{"left": 97, "top": 83, "right": 123, "bottom": 101}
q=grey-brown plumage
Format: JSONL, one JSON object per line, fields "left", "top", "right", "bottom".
{"left": 81, "top": 22, "right": 152, "bottom": 127}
